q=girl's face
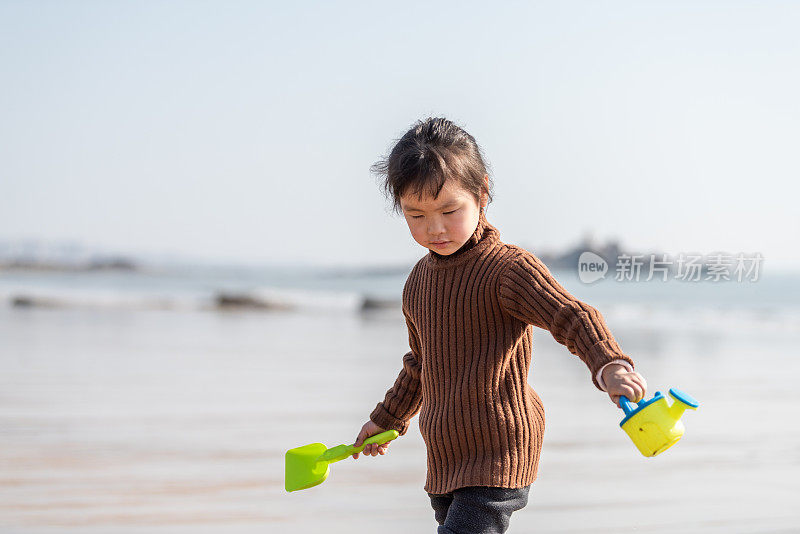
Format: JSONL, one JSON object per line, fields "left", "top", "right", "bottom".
{"left": 400, "top": 177, "right": 488, "bottom": 256}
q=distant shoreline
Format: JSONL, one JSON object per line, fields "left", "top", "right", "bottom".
{"left": 0, "top": 258, "right": 139, "bottom": 272}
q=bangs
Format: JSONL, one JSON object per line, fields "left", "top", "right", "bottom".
{"left": 395, "top": 145, "right": 471, "bottom": 203}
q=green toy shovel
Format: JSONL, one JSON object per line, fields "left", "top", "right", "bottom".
{"left": 285, "top": 429, "right": 399, "bottom": 492}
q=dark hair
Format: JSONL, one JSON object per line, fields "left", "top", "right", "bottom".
{"left": 371, "top": 117, "right": 494, "bottom": 216}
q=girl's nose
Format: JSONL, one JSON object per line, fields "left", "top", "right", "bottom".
{"left": 427, "top": 221, "right": 446, "bottom": 235}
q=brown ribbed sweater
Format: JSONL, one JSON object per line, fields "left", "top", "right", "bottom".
{"left": 369, "top": 210, "right": 636, "bottom": 494}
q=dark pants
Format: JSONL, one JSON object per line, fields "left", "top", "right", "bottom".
{"left": 427, "top": 484, "right": 531, "bottom": 534}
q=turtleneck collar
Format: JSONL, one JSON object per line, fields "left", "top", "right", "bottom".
{"left": 427, "top": 209, "right": 500, "bottom": 270}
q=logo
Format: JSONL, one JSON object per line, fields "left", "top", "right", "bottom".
{"left": 578, "top": 252, "right": 608, "bottom": 283}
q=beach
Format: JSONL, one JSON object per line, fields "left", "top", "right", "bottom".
{"left": 4, "top": 0, "right": 800, "bottom": 531}
{"left": 1, "top": 267, "right": 799, "bottom": 533}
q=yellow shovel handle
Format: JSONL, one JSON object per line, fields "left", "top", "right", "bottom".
{"left": 354, "top": 429, "right": 399, "bottom": 453}
{"left": 321, "top": 430, "right": 401, "bottom": 463}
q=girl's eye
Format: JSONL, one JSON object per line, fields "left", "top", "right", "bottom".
{"left": 410, "top": 209, "right": 457, "bottom": 219}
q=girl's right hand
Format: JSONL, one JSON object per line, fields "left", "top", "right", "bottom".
{"left": 352, "top": 420, "right": 389, "bottom": 459}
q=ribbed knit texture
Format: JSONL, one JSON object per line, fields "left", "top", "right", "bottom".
{"left": 369, "top": 209, "right": 636, "bottom": 494}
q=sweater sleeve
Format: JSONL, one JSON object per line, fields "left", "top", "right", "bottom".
{"left": 369, "top": 307, "right": 423, "bottom": 436}
{"left": 498, "top": 251, "right": 635, "bottom": 392}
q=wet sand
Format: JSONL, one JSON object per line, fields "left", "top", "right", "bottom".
{"left": 1, "top": 306, "right": 799, "bottom": 533}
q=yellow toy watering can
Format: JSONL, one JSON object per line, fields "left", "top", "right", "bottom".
{"left": 619, "top": 388, "right": 699, "bottom": 457}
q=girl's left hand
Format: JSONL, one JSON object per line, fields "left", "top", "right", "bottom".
{"left": 602, "top": 365, "right": 648, "bottom": 409}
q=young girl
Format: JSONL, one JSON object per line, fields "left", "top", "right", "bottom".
{"left": 352, "top": 117, "right": 647, "bottom": 534}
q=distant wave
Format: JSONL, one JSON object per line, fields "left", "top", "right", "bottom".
{"left": 1, "top": 287, "right": 201, "bottom": 310}
{"left": 1, "top": 286, "right": 798, "bottom": 334}
{"left": 0, "top": 286, "right": 400, "bottom": 313}
{"left": 600, "top": 302, "right": 800, "bottom": 336}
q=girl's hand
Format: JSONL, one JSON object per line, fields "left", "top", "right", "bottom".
{"left": 602, "top": 364, "right": 648, "bottom": 409}
{"left": 352, "top": 420, "right": 389, "bottom": 460}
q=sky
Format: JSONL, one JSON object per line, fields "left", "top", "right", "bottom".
{"left": 1, "top": 1, "right": 798, "bottom": 271}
